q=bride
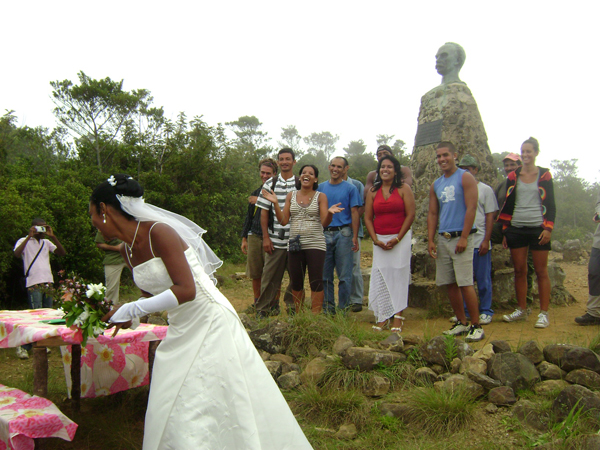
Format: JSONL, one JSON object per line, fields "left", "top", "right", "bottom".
{"left": 93, "top": 174, "right": 312, "bottom": 450}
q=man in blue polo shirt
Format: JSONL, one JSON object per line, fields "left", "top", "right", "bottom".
{"left": 318, "top": 156, "right": 362, "bottom": 313}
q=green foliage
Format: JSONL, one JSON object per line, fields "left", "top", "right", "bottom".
{"left": 404, "top": 385, "right": 479, "bottom": 436}
{"left": 303, "top": 131, "right": 339, "bottom": 162}
{"left": 444, "top": 334, "right": 458, "bottom": 363}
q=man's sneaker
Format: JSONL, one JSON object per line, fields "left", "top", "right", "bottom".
{"left": 16, "top": 347, "right": 29, "bottom": 359}
{"left": 503, "top": 308, "right": 528, "bottom": 322}
{"left": 465, "top": 325, "right": 485, "bottom": 342}
{"left": 534, "top": 312, "right": 549, "bottom": 328}
{"left": 575, "top": 313, "right": 600, "bottom": 326}
{"left": 350, "top": 304, "right": 363, "bottom": 313}
{"left": 443, "top": 322, "right": 470, "bottom": 336}
{"left": 449, "top": 315, "right": 458, "bottom": 323}
{"left": 479, "top": 314, "right": 493, "bottom": 325}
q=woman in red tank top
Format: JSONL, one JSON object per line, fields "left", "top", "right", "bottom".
{"left": 364, "top": 155, "right": 415, "bottom": 333}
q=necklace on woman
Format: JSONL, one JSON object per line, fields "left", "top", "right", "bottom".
{"left": 126, "top": 221, "right": 141, "bottom": 259}
{"left": 298, "top": 192, "right": 314, "bottom": 205}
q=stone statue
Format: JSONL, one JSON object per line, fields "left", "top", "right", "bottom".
{"left": 435, "top": 42, "right": 466, "bottom": 85}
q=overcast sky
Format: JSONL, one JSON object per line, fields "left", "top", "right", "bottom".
{"left": 2, "top": 1, "right": 598, "bottom": 183}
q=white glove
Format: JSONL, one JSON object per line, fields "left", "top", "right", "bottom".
{"left": 109, "top": 289, "right": 179, "bottom": 323}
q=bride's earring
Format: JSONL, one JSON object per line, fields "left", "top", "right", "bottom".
{"left": 103, "top": 214, "right": 107, "bottom": 224}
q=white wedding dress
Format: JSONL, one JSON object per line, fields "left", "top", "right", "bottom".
{"left": 134, "top": 248, "right": 312, "bottom": 450}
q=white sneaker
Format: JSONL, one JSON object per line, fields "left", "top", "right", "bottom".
{"left": 479, "top": 314, "right": 493, "bottom": 325}
{"left": 503, "top": 308, "right": 528, "bottom": 322}
{"left": 465, "top": 325, "right": 485, "bottom": 342}
{"left": 443, "top": 322, "right": 470, "bottom": 336}
{"left": 449, "top": 315, "right": 458, "bottom": 323}
{"left": 16, "top": 347, "right": 29, "bottom": 359}
{"left": 534, "top": 313, "right": 549, "bottom": 328}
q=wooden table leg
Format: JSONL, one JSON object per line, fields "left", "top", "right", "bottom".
{"left": 148, "top": 341, "right": 159, "bottom": 385}
{"left": 32, "top": 347, "right": 48, "bottom": 398}
{"left": 70, "top": 345, "right": 81, "bottom": 413}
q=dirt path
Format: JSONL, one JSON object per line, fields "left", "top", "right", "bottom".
{"left": 221, "top": 256, "right": 598, "bottom": 351}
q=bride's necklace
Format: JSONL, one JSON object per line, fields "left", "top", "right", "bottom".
{"left": 126, "top": 221, "right": 141, "bottom": 259}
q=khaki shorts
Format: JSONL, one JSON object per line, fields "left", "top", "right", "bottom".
{"left": 435, "top": 234, "right": 474, "bottom": 287}
{"left": 246, "top": 234, "right": 265, "bottom": 280}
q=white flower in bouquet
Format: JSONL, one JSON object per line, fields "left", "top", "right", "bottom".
{"left": 86, "top": 283, "right": 105, "bottom": 299}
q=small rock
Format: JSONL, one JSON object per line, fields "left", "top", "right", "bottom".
{"left": 402, "top": 334, "right": 424, "bottom": 346}
{"left": 491, "top": 340, "right": 512, "bottom": 354}
{"left": 300, "top": 357, "right": 328, "bottom": 384}
{"left": 414, "top": 367, "right": 438, "bottom": 385}
{"left": 430, "top": 364, "right": 445, "bottom": 375}
{"left": 459, "top": 356, "right": 487, "bottom": 375}
{"left": 332, "top": 335, "right": 354, "bottom": 355}
{"left": 488, "top": 386, "right": 517, "bottom": 405}
{"left": 363, "top": 375, "right": 390, "bottom": 397}
{"left": 271, "top": 354, "right": 294, "bottom": 365}
{"left": 466, "top": 371, "right": 502, "bottom": 391}
{"left": 450, "top": 358, "right": 461, "bottom": 374}
{"left": 335, "top": 423, "right": 357, "bottom": 440}
{"left": 281, "top": 362, "right": 301, "bottom": 375}
{"left": 379, "top": 333, "right": 404, "bottom": 352}
{"left": 533, "top": 379, "right": 570, "bottom": 395}
{"left": 518, "top": 340, "right": 545, "bottom": 365}
{"left": 277, "top": 371, "right": 301, "bottom": 390}
{"left": 379, "top": 402, "right": 412, "bottom": 419}
{"left": 473, "top": 343, "right": 495, "bottom": 362}
{"left": 264, "top": 360, "right": 282, "bottom": 379}
{"left": 484, "top": 403, "right": 499, "bottom": 414}
{"left": 537, "top": 361, "right": 567, "bottom": 380}
{"left": 513, "top": 400, "right": 551, "bottom": 431}
{"left": 258, "top": 350, "right": 271, "bottom": 361}
{"left": 442, "top": 374, "right": 485, "bottom": 399}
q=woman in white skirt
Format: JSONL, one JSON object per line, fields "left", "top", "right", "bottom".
{"left": 364, "top": 155, "right": 415, "bottom": 332}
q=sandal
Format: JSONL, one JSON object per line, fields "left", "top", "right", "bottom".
{"left": 372, "top": 320, "right": 389, "bottom": 332}
{"left": 391, "top": 315, "right": 405, "bottom": 333}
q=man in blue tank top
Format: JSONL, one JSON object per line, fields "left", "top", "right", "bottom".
{"left": 427, "top": 142, "right": 484, "bottom": 341}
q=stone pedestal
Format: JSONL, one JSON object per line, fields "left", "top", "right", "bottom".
{"left": 410, "top": 83, "right": 497, "bottom": 234}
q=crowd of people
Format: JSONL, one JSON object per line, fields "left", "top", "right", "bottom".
{"left": 11, "top": 137, "right": 600, "bottom": 448}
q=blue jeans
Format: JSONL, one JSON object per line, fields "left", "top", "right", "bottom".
{"left": 323, "top": 228, "right": 354, "bottom": 312}
{"left": 350, "top": 238, "right": 364, "bottom": 305}
{"left": 473, "top": 249, "right": 493, "bottom": 316}
{"left": 22, "top": 285, "right": 53, "bottom": 351}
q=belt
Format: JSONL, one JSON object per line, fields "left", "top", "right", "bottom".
{"left": 324, "top": 225, "right": 350, "bottom": 232}
{"left": 439, "top": 229, "right": 477, "bottom": 239}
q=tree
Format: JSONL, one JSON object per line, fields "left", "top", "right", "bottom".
{"left": 50, "top": 71, "right": 149, "bottom": 172}
{"left": 226, "top": 115, "right": 270, "bottom": 152}
{"left": 278, "top": 125, "right": 303, "bottom": 156}
{"left": 376, "top": 134, "right": 395, "bottom": 146}
{"left": 551, "top": 159, "right": 597, "bottom": 241}
{"left": 343, "top": 139, "right": 367, "bottom": 157}
{"left": 303, "top": 131, "right": 339, "bottom": 161}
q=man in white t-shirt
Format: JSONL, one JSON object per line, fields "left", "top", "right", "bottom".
{"left": 14, "top": 218, "right": 66, "bottom": 358}
{"left": 456, "top": 155, "right": 499, "bottom": 325}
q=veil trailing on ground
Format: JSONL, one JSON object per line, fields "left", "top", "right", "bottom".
{"left": 117, "top": 195, "right": 222, "bottom": 284}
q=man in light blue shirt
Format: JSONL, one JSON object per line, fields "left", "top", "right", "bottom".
{"left": 318, "top": 157, "right": 362, "bottom": 313}
{"left": 344, "top": 169, "right": 365, "bottom": 312}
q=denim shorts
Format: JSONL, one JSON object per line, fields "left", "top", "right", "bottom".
{"left": 504, "top": 226, "right": 551, "bottom": 251}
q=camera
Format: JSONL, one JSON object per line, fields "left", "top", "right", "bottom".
{"left": 34, "top": 226, "right": 46, "bottom": 233}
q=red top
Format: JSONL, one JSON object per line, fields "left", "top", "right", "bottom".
{"left": 373, "top": 188, "right": 406, "bottom": 235}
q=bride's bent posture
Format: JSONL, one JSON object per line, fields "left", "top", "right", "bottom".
{"left": 92, "top": 174, "right": 312, "bottom": 450}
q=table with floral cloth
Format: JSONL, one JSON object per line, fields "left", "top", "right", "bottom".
{"left": 0, "top": 384, "right": 77, "bottom": 450}
{"left": 0, "top": 309, "right": 168, "bottom": 402}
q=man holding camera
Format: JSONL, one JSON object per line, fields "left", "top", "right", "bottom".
{"left": 14, "top": 218, "right": 66, "bottom": 359}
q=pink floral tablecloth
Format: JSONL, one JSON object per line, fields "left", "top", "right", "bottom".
{"left": 0, "top": 384, "right": 77, "bottom": 450}
{"left": 0, "top": 309, "right": 168, "bottom": 398}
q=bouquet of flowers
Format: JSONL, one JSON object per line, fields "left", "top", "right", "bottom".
{"left": 53, "top": 271, "right": 114, "bottom": 346}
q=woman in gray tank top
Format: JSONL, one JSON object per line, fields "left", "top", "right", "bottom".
{"left": 499, "top": 137, "right": 555, "bottom": 329}
{"left": 263, "top": 165, "right": 343, "bottom": 314}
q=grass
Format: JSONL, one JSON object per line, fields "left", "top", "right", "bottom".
{"left": 403, "top": 384, "right": 479, "bottom": 436}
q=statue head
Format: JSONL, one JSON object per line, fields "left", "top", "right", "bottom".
{"left": 435, "top": 42, "right": 466, "bottom": 85}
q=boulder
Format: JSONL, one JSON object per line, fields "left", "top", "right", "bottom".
{"left": 553, "top": 385, "right": 600, "bottom": 422}
{"left": 341, "top": 347, "right": 405, "bottom": 371}
{"left": 537, "top": 361, "right": 567, "bottom": 380}
{"left": 490, "top": 340, "right": 512, "bottom": 354}
{"left": 488, "top": 352, "right": 541, "bottom": 391}
{"left": 565, "top": 369, "right": 600, "bottom": 390}
{"left": 473, "top": 343, "right": 495, "bottom": 362}
{"left": 518, "top": 341, "right": 545, "bottom": 365}
{"left": 466, "top": 371, "right": 503, "bottom": 391}
{"left": 441, "top": 374, "right": 485, "bottom": 399}
{"left": 543, "top": 344, "right": 577, "bottom": 367}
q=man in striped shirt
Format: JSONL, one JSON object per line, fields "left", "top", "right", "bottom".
{"left": 254, "top": 148, "right": 297, "bottom": 317}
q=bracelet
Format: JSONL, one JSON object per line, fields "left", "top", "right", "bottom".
{"left": 395, "top": 237, "right": 400, "bottom": 243}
